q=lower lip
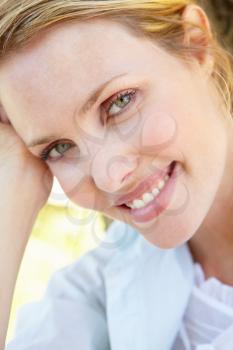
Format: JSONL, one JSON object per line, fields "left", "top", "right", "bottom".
{"left": 118, "top": 161, "right": 179, "bottom": 223}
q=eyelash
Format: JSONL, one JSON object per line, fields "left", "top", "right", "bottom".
{"left": 39, "top": 88, "right": 137, "bottom": 161}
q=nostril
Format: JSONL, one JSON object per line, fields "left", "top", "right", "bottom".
{"left": 168, "top": 161, "right": 176, "bottom": 176}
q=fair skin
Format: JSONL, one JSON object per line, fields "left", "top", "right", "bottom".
{"left": 0, "top": 6, "right": 233, "bottom": 348}
{"left": 0, "top": 5, "right": 233, "bottom": 343}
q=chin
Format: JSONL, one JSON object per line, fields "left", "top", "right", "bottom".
{"left": 136, "top": 204, "right": 210, "bottom": 249}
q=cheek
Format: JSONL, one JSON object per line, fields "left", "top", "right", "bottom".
{"left": 51, "top": 164, "right": 99, "bottom": 210}
{"left": 140, "top": 108, "right": 178, "bottom": 155}
{"left": 68, "top": 184, "right": 99, "bottom": 210}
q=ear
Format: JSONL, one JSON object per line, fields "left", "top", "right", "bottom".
{"left": 181, "top": 4, "right": 214, "bottom": 78}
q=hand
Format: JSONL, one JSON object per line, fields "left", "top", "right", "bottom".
{"left": 0, "top": 112, "right": 54, "bottom": 348}
{"left": 0, "top": 115, "right": 53, "bottom": 212}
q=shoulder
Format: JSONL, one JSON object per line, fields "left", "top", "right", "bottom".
{"left": 47, "top": 220, "right": 193, "bottom": 292}
{"left": 6, "top": 221, "right": 194, "bottom": 350}
{"left": 36, "top": 220, "right": 194, "bottom": 303}
{"left": 45, "top": 220, "right": 139, "bottom": 294}
{"left": 7, "top": 220, "right": 134, "bottom": 349}
{"left": 33, "top": 220, "right": 139, "bottom": 302}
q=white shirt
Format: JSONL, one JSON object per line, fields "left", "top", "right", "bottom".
{"left": 5, "top": 220, "right": 195, "bottom": 350}
{"left": 172, "top": 262, "right": 233, "bottom": 350}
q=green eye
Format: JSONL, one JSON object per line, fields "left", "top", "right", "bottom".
{"left": 40, "top": 141, "right": 75, "bottom": 161}
{"left": 55, "top": 143, "right": 70, "bottom": 154}
{"left": 105, "top": 89, "right": 137, "bottom": 118}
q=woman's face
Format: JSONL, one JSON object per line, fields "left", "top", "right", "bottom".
{"left": 0, "top": 18, "right": 230, "bottom": 248}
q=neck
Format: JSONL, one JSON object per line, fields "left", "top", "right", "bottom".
{"left": 188, "top": 229, "right": 233, "bottom": 285}
{"left": 188, "top": 120, "right": 233, "bottom": 286}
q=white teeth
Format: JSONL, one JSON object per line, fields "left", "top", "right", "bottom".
{"left": 132, "top": 199, "right": 145, "bottom": 209}
{"left": 157, "top": 179, "right": 165, "bottom": 190}
{"left": 125, "top": 173, "right": 170, "bottom": 209}
{"left": 127, "top": 203, "right": 136, "bottom": 209}
{"left": 152, "top": 188, "right": 160, "bottom": 196}
{"left": 142, "top": 192, "right": 154, "bottom": 203}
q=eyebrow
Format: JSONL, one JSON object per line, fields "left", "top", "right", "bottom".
{"left": 27, "top": 72, "right": 128, "bottom": 148}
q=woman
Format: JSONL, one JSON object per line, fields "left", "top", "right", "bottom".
{"left": 1, "top": 0, "right": 233, "bottom": 349}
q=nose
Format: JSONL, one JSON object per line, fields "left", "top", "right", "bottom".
{"left": 90, "top": 149, "right": 139, "bottom": 193}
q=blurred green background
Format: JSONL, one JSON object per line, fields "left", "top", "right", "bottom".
{"left": 6, "top": 181, "right": 111, "bottom": 343}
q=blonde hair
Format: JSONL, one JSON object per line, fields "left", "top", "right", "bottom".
{"left": 0, "top": 0, "right": 232, "bottom": 118}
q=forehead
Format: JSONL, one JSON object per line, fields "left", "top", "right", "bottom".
{"left": 0, "top": 19, "right": 154, "bottom": 92}
{"left": 0, "top": 18, "right": 174, "bottom": 140}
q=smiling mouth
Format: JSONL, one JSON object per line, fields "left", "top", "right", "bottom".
{"left": 116, "top": 160, "right": 177, "bottom": 222}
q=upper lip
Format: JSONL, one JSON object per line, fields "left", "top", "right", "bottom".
{"left": 113, "top": 161, "right": 175, "bottom": 206}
